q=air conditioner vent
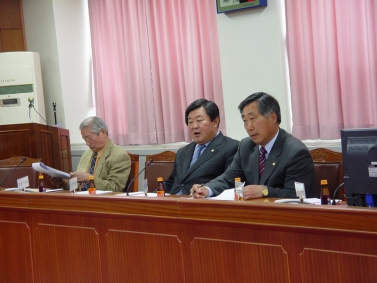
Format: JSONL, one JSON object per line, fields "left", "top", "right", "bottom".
{"left": 0, "top": 85, "right": 34, "bottom": 95}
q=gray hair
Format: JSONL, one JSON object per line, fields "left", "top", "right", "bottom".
{"left": 238, "top": 92, "right": 281, "bottom": 124}
{"left": 79, "top": 116, "right": 109, "bottom": 135}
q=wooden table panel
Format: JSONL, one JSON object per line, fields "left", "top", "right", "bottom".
{"left": 106, "top": 230, "right": 184, "bottom": 282}
{"left": 1, "top": 191, "right": 377, "bottom": 283}
{"left": 301, "top": 248, "right": 377, "bottom": 283}
{"left": 0, "top": 220, "right": 33, "bottom": 283}
{"left": 191, "top": 238, "right": 289, "bottom": 283}
{"left": 33, "top": 224, "right": 102, "bottom": 283}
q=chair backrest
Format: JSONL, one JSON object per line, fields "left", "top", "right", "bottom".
{"left": 144, "top": 151, "right": 176, "bottom": 192}
{"left": 124, "top": 152, "right": 139, "bottom": 192}
{"left": 0, "top": 156, "right": 42, "bottom": 189}
{"left": 310, "top": 148, "right": 344, "bottom": 199}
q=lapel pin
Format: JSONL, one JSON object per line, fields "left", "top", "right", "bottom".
{"left": 272, "top": 162, "right": 276, "bottom": 166}
{"left": 211, "top": 149, "right": 214, "bottom": 152}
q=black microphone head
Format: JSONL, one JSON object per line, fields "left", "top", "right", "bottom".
{"left": 146, "top": 159, "right": 153, "bottom": 166}
{"left": 21, "top": 157, "right": 27, "bottom": 163}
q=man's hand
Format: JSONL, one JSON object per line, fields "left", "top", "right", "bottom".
{"left": 190, "top": 184, "right": 209, "bottom": 199}
{"left": 70, "top": 171, "right": 91, "bottom": 183}
{"left": 242, "top": 185, "right": 265, "bottom": 200}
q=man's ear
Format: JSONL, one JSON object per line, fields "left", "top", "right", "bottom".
{"left": 270, "top": 112, "right": 277, "bottom": 123}
{"left": 213, "top": 117, "right": 220, "bottom": 128}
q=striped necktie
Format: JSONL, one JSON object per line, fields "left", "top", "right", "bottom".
{"left": 259, "top": 147, "right": 267, "bottom": 177}
{"left": 189, "top": 144, "right": 206, "bottom": 170}
{"left": 88, "top": 152, "right": 98, "bottom": 175}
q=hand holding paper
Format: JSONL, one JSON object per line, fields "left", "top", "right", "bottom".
{"left": 32, "top": 162, "right": 70, "bottom": 179}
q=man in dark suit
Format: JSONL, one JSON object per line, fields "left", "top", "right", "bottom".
{"left": 191, "top": 92, "right": 318, "bottom": 199}
{"left": 165, "top": 99, "right": 239, "bottom": 195}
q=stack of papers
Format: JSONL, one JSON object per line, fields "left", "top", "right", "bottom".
{"left": 274, "top": 198, "right": 320, "bottom": 205}
{"left": 73, "top": 190, "right": 113, "bottom": 195}
{"left": 208, "top": 189, "right": 234, "bottom": 200}
{"left": 198, "top": 189, "right": 342, "bottom": 205}
{"left": 274, "top": 198, "right": 342, "bottom": 205}
{"left": 3, "top": 188, "right": 63, "bottom": 193}
{"left": 32, "top": 162, "right": 70, "bottom": 178}
{"left": 115, "top": 192, "right": 170, "bottom": 197}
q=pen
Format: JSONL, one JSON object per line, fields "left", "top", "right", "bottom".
{"left": 190, "top": 183, "right": 204, "bottom": 197}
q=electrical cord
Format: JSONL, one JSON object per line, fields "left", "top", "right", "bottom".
{"left": 331, "top": 182, "right": 344, "bottom": 205}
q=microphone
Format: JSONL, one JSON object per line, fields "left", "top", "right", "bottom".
{"left": 28, "top": 96, "right": 47, "bottom": 125}
{"left": 0, "top": 157, "right": 27, "bottom": 190}
{"left": 28, "top": 96, "right": 34, "bottom": 108}
{"left": 126, "top": 159, "right": 153, "bottom": 196}
{"left": 53, "top": 102, "right": 57, "bottom": 125}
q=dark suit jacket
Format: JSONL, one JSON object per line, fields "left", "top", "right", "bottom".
{"left": 206, "top": 128, "right": 318, "bottom": 198}
{"left": 166, "top": 132, "right": 239, "bottom": 195}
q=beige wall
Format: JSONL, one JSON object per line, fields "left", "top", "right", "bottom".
{"left": 22, "top": 0, "right": 340, "bottom": 161}
{"left": 217, "top": 0, "right": 290, "bottom": 141}
{"left": 21, "top": 0, "right": 289, "bottom": 145}
{"left": 22, "top": 0, "right": 94, "bottom": 139}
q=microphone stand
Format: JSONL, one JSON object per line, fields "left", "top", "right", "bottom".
{"left": 29, "top": 106, "right": 33, "bottom": 122}
{"left": 53, "top": 102, "right": 57, "bottom": 125}
{"left": 0, "top": 157, "right": 27, "bottom": 190}
{"left": 331, "top": 182, "right": 345, "bottom": 205}
{"left": 126, "top": 159, "right": 153, "bottom": 196}
{"left": 28, "top": 97, "right": 47, "bottom": 125}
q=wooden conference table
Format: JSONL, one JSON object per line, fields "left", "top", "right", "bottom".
{"left": 0, "top": 190, "right": 376, "bottom": 283}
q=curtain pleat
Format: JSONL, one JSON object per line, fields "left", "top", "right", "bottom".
{"left": 87, "top": 0, "right": 224, "bottom": 145}
{"left": 285, "top": 0, "right": 377, "bottom": 140}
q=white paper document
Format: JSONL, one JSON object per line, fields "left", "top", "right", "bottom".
{"left": 74, "top": 190, "right": 113, "bottom": 195}
{"left": 32, "top": 162, "right": 70, "bottom": 179}
{"left": 25, "top": 188, "right": 64, "bottom": 193}
{"left": 274, "top": 198, "right": 320, "bottom": 205}
{"left": 208, "top": 189, "right": 234, "bottom": 200}
{"left": 115, "top": 192, "right": 170, "bottom": 197}
{"left": 273, "top": 198, "right": 345, "bottom": 205}
{"left": 3, "top": 188, "right": 63, "bottom": 193}
{"left": 128, "top": 192, "right": 147, "bottom": 196}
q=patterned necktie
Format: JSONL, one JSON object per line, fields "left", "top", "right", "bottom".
{"left": 189, "top": 144, "right": 206, "bottom": 170}
{"left": 88, "top": 152, "right": 98, "bottom": 175}
{"left": 259, "top": 147, "right": 267, "bottom": 177}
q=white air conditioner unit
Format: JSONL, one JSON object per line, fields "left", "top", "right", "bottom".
{"left": 0, "top": 52, "right": 46, "bottom": 125}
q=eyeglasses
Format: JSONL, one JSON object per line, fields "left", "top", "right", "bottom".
{"left": 82, "top": 134, "right": 98, "bottom": 142}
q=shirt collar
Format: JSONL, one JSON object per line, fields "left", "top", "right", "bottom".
{"left": 259, "top": 129, "right": 279, "bottom": 157}
{"left": 96, "top": 139, "right": 110, "bottom": 159}
{"left": 196, "top": 130, "right": 220, "bottom": 148}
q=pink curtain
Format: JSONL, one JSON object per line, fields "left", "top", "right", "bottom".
{"left": 87, "top": 0, "right": 224, "bottom": 145}
{"left": 285, "top": 0, "right": 377, "bottom": 140}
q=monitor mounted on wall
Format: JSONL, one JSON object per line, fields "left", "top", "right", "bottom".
{"left": 216, "top": 0, "right": 267, "bottom": 14}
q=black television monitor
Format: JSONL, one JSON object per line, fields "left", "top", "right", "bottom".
{"left": 341, "top": 128, "right": 377, "bottom": 206}
{"left": 216, "top": 0, "right": 267, "bottom": 14}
